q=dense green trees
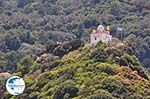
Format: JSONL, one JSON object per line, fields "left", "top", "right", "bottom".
{"left": 17, "top": 55, "right": 34, "bottom": 75}
{"left": 0, "top": 0, "right": 150, "bottom": 98}
{"left": 20, "top": 32, "right": 35, "bottom": 44}
{"left": 54, "top": 86, "right": 79, "bottom": 99}
{"left": 0, "top": 0, "right": 149, "bottom": 68}
{"left": 53, "top": 40, "right": 83, "bottom": 57}
{"left": 17, "top": 0, "right": 34, "bottom": 8}
{"left": 1, "top": 40, "right": 150, "bottom": 98}
{"left": 5, "top": 35, "right": 21, "bottom": 51}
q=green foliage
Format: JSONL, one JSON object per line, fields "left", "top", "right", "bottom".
{"left": 89, "top": 93, "right": 115, "bottom": 99}
{"left": 0, "top": 0, "right": 150, "bottom": 98}
{"left": 101, "top": 78, "right": 127, "bottom": 95}
{"left": 5, "top": 35, "right": 21, "bottom": 51}
{"left": 53, "top": 40, "right": 83, "bottom": 57}
{"left": 1, "top": 44, "right": 150, "bottom": 98}
{"left": 20, "top": 32, "right": 35, "bottom": 44}
{"left": 53, "top": 86, "right": 79, "bottom": 99}
{"left": 17, "top": 55, "right": 34, "bottom": 75}
{"left": 0, "top": 0, "right": 150, "bottom": 68}
{"left": 95, "top": 42, "right": 107, "bottom": 50}
{"left": 17, "top": 0, "right": 34, "bottom": 8}
{"left": 30, "top": 63, "right": 42, "bottom": 73}
{"left": 90, "top": 48, "right": 108, "bottom": 62}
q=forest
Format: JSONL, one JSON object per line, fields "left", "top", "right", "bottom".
{"left": 0, "top": 0, "right": 150, "bottom": 98}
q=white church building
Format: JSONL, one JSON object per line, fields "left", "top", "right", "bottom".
{"left": 90, "top": 25, "right": 112, "bottom": 46}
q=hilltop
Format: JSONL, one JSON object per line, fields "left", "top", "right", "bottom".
{"left": 1, "top": 42, "right": 150, "bottom": 98}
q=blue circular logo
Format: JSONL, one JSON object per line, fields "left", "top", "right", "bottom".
{"left": 6, "top": 76, "right": 25, "bottom": 95}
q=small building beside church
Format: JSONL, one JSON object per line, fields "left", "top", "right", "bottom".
{"left": 90, "top": 25, "right": 112, "bottom": 46}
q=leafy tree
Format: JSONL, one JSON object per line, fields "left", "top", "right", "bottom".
{"left": 17, "top": 55, "right": 34, "bottom": 75}
{"left": 53, "top": 86, "right": 79, "bottom": 99}
{"left": 5, "top": 35, "right": 21, "bottom": 51}
{"left": 45, "top": 40, "right": 57, "bottom": 53}
{"left": 17, "top": 0, "right": 34, "bottom": 8}
{"left": 90, "top": 49, "right": 108, "bottom": 62}
{"left": 53, "top": 40, "right": 83, "bottom": 57}
{"left": 20, "top": 32, "right": 35, "bottom": 44}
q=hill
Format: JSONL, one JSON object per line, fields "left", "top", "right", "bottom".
{"left": 1, "top": 42, "right": 150, "bottom": 98}
{"left": 0, "top": 0, "right": 150, "bottom": 71}
{"left": 0, "top": 0, "right": 150, "bottom": 98}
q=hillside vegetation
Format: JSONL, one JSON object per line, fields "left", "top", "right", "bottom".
{"left": 0, "top": 0, "right": 150, "bottom": 71}
{"left": 0, "top": 0, "right": 150, "bottom": 98}
{"left": 1, "top": 42, "right": 150, "bottom": 98}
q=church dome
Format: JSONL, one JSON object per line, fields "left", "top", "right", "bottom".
{"left": 97, "top": 25, "right": 104, "bottom": 31}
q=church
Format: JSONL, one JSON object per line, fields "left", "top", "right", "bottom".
{"left": 90, "top": 25, "right": 112, "bottom": 46}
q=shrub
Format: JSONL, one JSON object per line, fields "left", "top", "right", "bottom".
{"left": 17, "top": 55, "right": 34, "bottom": 75}
{"left": 53, "top": 86, "right": 79, "bottom": 99}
